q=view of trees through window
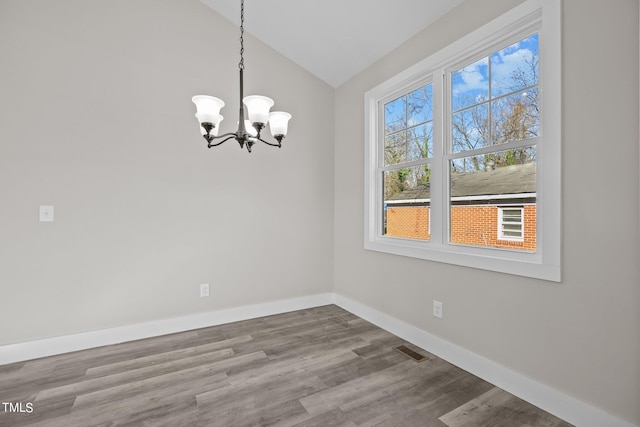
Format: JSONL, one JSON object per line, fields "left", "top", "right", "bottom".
{"left": 451, "top": 33, "right": 539, "bottom": 168}
{"left": 383, "top": 83, "right": 432, "bottom": 241}
{"left": 383, "top": 33, "right": 539, "bottom": 251}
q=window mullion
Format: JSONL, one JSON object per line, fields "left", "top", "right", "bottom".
{"left": 380, "top": 158, "right": 431, "bottom": 172}
{"left": 488, "top": 51, "right": 493, "bottom": 145}
{"left": 429, "top": 69, "right": 446, "bottom": 247}
{"left": 447, "top": 137, "right": 539, "bottom": 161}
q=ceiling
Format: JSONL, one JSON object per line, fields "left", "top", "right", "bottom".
{"left": 200, "top": 0, "right": 464, "bottom": 88}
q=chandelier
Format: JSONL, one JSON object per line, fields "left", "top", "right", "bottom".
{"left": 192, "top": 0, "right": 291, "bottom": 153}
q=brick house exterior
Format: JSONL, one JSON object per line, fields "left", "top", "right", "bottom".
{"left": 385, "top": 162, "right": 536, "bottom": 251}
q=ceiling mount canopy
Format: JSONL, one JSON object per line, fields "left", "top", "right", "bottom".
{"left": 192, "top": 0, "right": 291, "bottom": 153}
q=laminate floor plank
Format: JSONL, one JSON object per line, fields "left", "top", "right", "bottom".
{"left": 0, "top": 305, "right": 573, "bottom": 427}
{"left": 223, "top": 349, "right": 359, "bottom": 388}
{"left": 300, "top": 360, "right": 424, "bottom": 416}
{"left": 417, "top": 370, "right": 495, "bottom": 417}
{"left": 34, "top": 348, "right": 238, "bottom": 404}
{"left": 439, "top": 387, "right": 574, "bottom": 427}
{"left": 323, "top": 359, "right": 481, "bottom": 426}
{"left": 25, "top": 330, "right": 202, "bottom": 372}
{"left": 29, "top": 373, "right": 228, "bottom": 427}
{"left": 73, "top": 369, "right": 229, "bottom": 409}
{"left": 84, "top": 335, "right": 252, "bottom": 378}
{"left": 198, "top": 396, "right": 310, "bottom": 427}
{"left": 0, "top": 362, "right": 24, "bottom": 374}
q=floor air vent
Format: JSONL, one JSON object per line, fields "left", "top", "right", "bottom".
{"left": 394, "top": 345, "right": 427, "bottom": 362}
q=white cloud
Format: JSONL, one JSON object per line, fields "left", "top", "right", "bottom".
{"left": 452, "top": 58, "right": 488, "bottom": 96}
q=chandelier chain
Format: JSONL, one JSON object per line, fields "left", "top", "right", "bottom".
{"left": 238, "top": 0, "right": 245, "bottom": 70}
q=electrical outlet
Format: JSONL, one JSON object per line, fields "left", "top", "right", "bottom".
{"left": 200, "top": 283, "right": 210, "bottom": 297}
{"left": 433, "top": 300, "right": 443, "bottom": 319}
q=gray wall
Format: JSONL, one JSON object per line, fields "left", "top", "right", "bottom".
{"left": 333, "top": 0, "right": 640, "bottom": 424}
{"left": 1, "top": 0, "right": 639, "bottom": 424}
{"left": 0, "top": 0, "right": 335, "bottom": 343}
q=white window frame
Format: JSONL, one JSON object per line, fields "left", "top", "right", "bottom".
{"left": 498, "top": 207, "right": 525, "bottom": 242}
{"left": 364, "top": 0, "right": 561, "bottom": 282}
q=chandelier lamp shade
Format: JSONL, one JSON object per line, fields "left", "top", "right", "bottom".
{"left": 192, "top": 0, "right": 291, "bottom": 153}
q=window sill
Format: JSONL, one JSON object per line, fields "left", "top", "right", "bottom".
{"left": 364, "top": 237, "right": 561, "bottom": 282}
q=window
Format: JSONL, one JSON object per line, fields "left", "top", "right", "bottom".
{"left": 383, "top": 83, "right": 433, "bottom": 242}
{"left": 364, "top": 0, "right": 561, "bottom": 281}
{"left": 498, "top": 207, "right": 524, "bottom": 241}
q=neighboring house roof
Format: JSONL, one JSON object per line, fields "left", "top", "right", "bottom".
{"left": 387, "top": 162, "right": 536, "bottom": 202}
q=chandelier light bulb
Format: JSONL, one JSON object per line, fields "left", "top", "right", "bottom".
{"left": 268, "top": 111, "right": 292, "bottom": 137}
{"left": 192, "top": 96, "right": 225, "bottom": 125}
{"left": 243, "top": 95, "right": 274, "bottom": 127}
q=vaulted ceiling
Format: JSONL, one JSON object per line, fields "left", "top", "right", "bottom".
{"left": 200, "top": 0, "right": 464, "bottom": 87}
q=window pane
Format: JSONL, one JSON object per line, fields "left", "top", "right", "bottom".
{"left": 502, "top": 209, "right": 522, "bottom": 219}
{"left": 452, "top": 104, "right": 489, "bottom": 153}
{"left": 384, "top": 132, "right": 407, "bottom": 165}
{"left": 408, "top": 84, "right": 433, "bottom": 126}
{"left": 385, "top": 96, "right": 406, "bottom": 134}
{"left": 383, "top": 166, "right": 431, "bottom": 241}
{"left": 491, "top": 88, "right": 539, "bottom": 145}
{"left": 385, "top": 83, "right": 433, "bottom": 165}
{"left": 450, "top": 148, "right": 536, "bottom": 251}
{"left": 451, "top": 57, "right": 489, "bottom": 112}
{"left": 407, "top": 122, "right": 433, "bottom": 161}
{"left": 491, "top": 33, "right": 538, "bottom": 98}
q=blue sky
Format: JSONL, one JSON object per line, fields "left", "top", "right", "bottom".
{"left": 452, "top": 33, "right": 539, "bottom": 111}
{"left": 383, "top": 33, "right": 538, "bottom": 163}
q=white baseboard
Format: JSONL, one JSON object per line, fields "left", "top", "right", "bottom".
{"left": 333, "top": 293, "right": 638, "bottom": 427}
{"left": 0, "top": 293, "right": 335, "bottom": 366}
{"left": 1, "top": 292, "right": 636, "bottom": 427}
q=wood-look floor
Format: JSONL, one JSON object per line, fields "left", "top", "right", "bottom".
{"left": 0, "top": 305, "right": 573, "bottom": 426}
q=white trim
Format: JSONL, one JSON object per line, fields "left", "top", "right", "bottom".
{"left": 452, "top": 192, "right": 536, "bottom": 202}
{"left": 0, "top": 293, "right": 335, "bottom": 365}
{"left": 333, "top": 294, "right": 639, "bottom": 427}
{"left": 387, "top": 193, "right": 537, "bottom": 204}
{"left": 386, "top": 198, "right": 431, "bottom": 204}
{"left": 1, "top": 293, "right": 636, "bottom": 427}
